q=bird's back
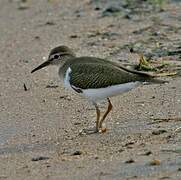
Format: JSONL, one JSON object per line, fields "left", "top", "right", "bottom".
{"left": 59, "top": 57, "right": 153, "bottom": 89}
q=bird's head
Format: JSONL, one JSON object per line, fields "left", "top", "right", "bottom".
{"left": 31, "top": 46, "right": 75, "bottom": 73}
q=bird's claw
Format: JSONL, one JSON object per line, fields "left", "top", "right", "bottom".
{"left": 79, "top": 127, "right": 98, "bottom": 135}
{"left": 79, "top": 127, "right": 107, "bottom": 135}
{"left": 99, "top": 127, "right": 107, "bottom": 133}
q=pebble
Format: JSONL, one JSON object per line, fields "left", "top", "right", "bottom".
{"left": 125, "top": 159, "right": 135, "bottom": 163}
{"left": 152, "top": 129, "right": 167, "bottom": 135}
{"left": 31, "top": 156, "right": 49, "bottom": 161}
{"left": 149, "top": 159, "right": 161, "bottom": 166}
{"left": 71, "top": 150, "right": 82, "bottom": 156}
{"left": 144, "top": 151, "right": 152, "bottom": 156}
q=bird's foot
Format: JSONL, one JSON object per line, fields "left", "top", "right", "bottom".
{"left": 98, "top": 123, "right": 107, "bottom": 133}
{"left": 79, "top": 127, "right": 98, "bottom": 135}
{"left": 79, "top": 127, "right": 107, "bottom": 135}
{"left": 99, "top": 127, "right": 107, "bottom": 133}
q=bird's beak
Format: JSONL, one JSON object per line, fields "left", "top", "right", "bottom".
{"left": 31, "top": 59, "right": 51, "bottom": 73}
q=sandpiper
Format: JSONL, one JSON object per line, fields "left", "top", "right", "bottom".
{"left": 31, "top": 46, "right": 165, "bottom": 134}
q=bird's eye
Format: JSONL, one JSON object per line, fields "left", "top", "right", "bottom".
{"left": 54, "top": 55, "right": 59, "bottom": 59}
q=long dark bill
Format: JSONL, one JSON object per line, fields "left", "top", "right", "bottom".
{"left": 31, "top": 60, "right": 51, "bottom": 73}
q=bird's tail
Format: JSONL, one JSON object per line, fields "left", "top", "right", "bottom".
{"left": 116, "top": 63, "right": 169, "bottom": 84}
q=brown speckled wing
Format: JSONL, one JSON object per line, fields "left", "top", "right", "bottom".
{"left": 64, "top": 59, "right": 149, "bottom": 89}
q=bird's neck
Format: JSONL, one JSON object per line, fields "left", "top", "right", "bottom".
{"left": 58, "top": 54, "right": 75, "bottom": 69}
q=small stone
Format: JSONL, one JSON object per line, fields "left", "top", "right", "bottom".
{"left": 94, "top": 156, "right": 99, "bottom": 159}
{"left": 34, "top": 36, "right": 40, "bottom": 40}
{"left": 144, "top": 151, "right": 152, "bottom": 156}
{"left": 71, "top": 150, "right": 82, "bottom": 156}
{"left": 59, "top": 95, "right": 71, "bottom": 101}
{"left": 70, "top": 35, "right": 78, "bottom": 38}
{"left": 118, "top": 149, "right": 124, "bottom": 153}
{"left": 20, "top": 59, "right": 29, "bottom": 63}
{"left": 159, "top": 176, "right": 170, "bottom": 179}
{"left": 125, "top": 159, "right": 135, "bottom": 163}
{"left": 31, "top": 156, "right": 49, "bottom": 161}
{"left": 124, "top": 14, "right": 132, "bottom": 19}
{"left": 74, "top": 122, "right": 81, "bottom": 125}
{"left": 152, "top": 129, "right": 167, "bottom": 135}
{"left": 46, "top": 85, "right": 58, "bottom": 88}
{"left": 178, "top": 168, "right": 181, "bottom": 171}
{"left": 45, "top": 21, "right": 56, "bottom": 26}
{"left": 130, "top": 47, "right": 134, "bottom": 53}
{"left": 149, "top": 159, "right": 161, "bottom": 166}
{"left": 124, "top": 141, "right": 135, "bottom": 147}
{"left": 94, "top": 7, "right": 101, "bottom": 11}
{"left": 102, "top": 6, "right": 122, "bottom": 17}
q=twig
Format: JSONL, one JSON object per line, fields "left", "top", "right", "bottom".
{"left": 148, "top": 117, "right": 181, "bottom": 125}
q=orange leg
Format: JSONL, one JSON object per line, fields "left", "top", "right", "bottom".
{"left": 94, "top": 103, "right": 101, "bottom": 133}
{"left": 99, "top": 98, "right": 113, "bottom": 132}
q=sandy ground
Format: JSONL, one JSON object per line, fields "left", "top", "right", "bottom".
{"left": 0, "top": 0, "right": 181, "bottom": 179}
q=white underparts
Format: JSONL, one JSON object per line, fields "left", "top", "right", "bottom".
{"left": 82, "top": 82, "right": 141, "bottom": 101}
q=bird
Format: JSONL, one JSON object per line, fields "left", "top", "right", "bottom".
{"left": 31, "top": 45, "right": 166, "bottom": 134}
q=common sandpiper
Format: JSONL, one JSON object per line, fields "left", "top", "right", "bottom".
{"left": 31, "top": 46, "right": 165, "bottom": 134}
